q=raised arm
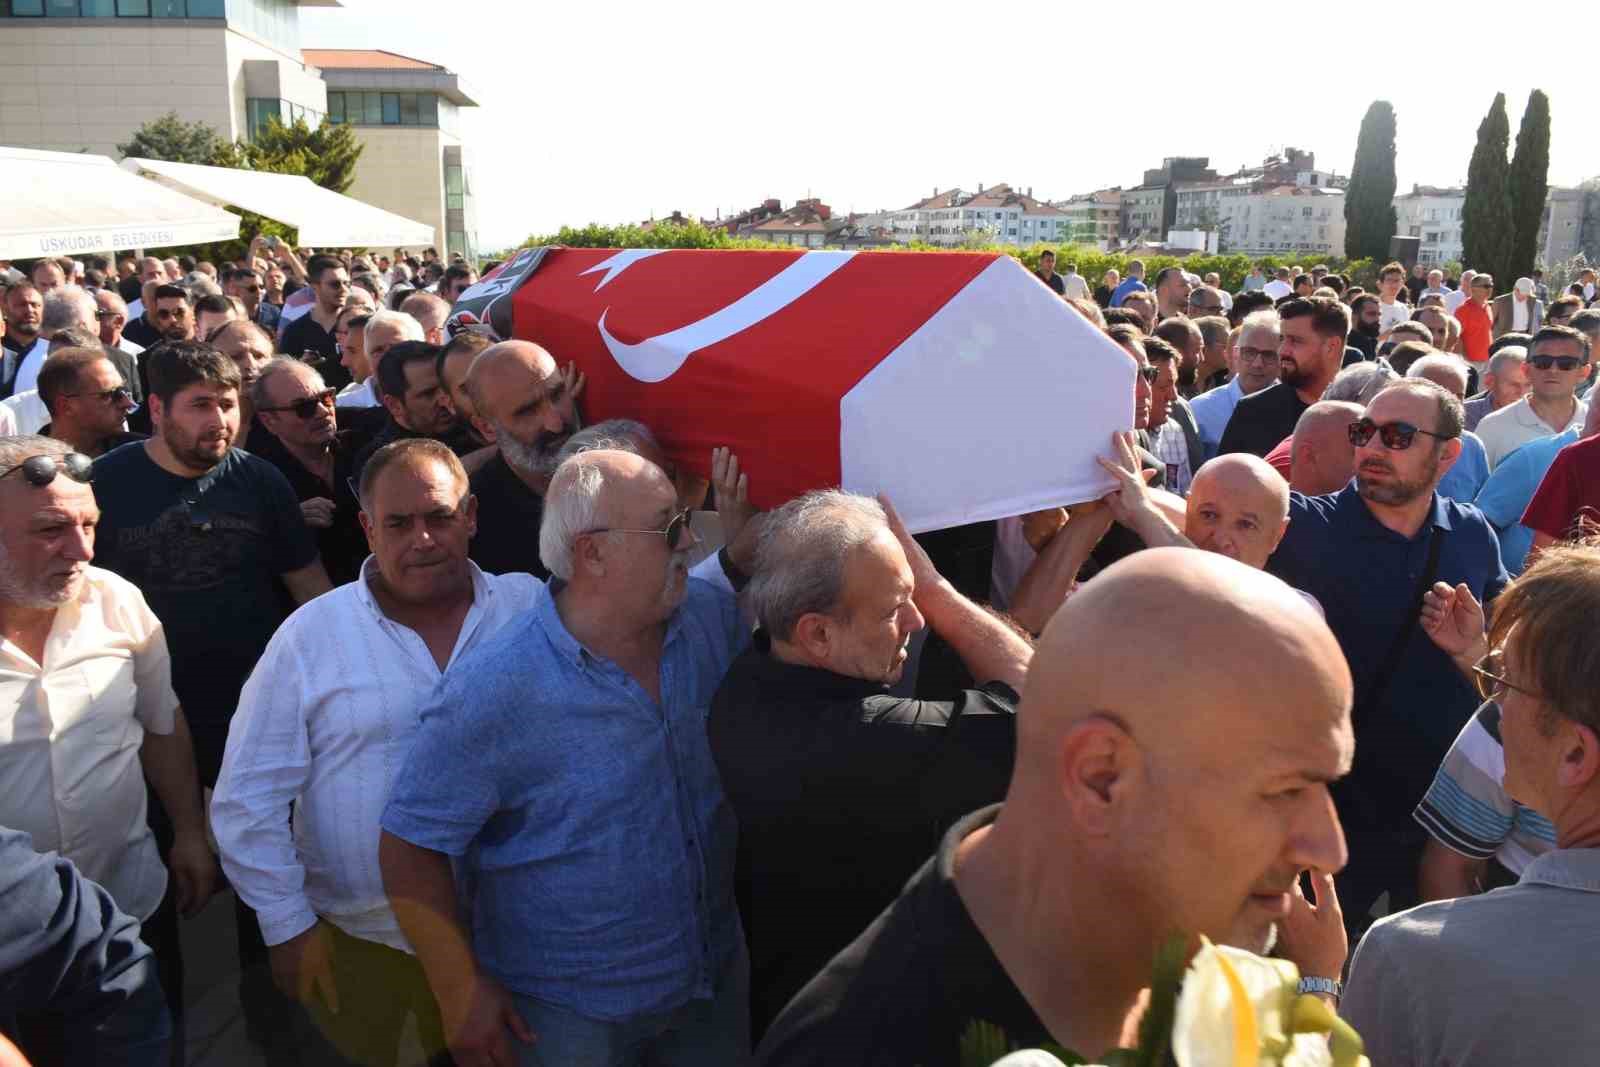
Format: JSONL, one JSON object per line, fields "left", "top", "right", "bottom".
{"left": 880, "top": 497, "right": 1033, "bottom": 693}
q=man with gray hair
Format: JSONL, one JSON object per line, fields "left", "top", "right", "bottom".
{"left": 381, "top": 447, "right": 758, "bottom": 1066}
{"left": 1463, "top": 344, "right": 1529, "bottom": 432}
{"left": 709, "top": 489, "right": 1030, "bottom": 1037}
{"left": 12, "top": 285, "right": 96, "bottom": 397}
{"left": 349, "top": 307, "right": 425, "bottom": 409}
{"left": 1191, "top": 309, "right": 1281, "bottom": 458}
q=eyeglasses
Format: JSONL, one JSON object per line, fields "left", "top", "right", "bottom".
{"left": 0, "top": 452, "right": 94, "bottom": 487}
{"left": 1347, "top": 418, "right": 1457, "bottom": 450}
{"left": 259, "top": 388, "right": 338, "bottom": 419}
{"left": 587, "top": 507, "right": 694, "bottom": 550}
{"left": 1188, "top": 299, "right": 1223, "bottom": 313}
{"left": 1137, "top": 365, "right": 1160, "bottom": 383}
{"left": 62, "top": 385, "right": 133, "bottom": 405}
{"left": 1237, "top": 345, "right": 1279, "bottom": 364}
{"left": 1528, "top": 354, "right": 1589, "bottom": 372}
{"left": 1472, "top": 649, "right": 1538, "bottom": 702}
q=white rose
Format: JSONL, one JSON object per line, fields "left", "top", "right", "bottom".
{"left": 988, "top": 1053, "right": 1084, "bottom": 1067}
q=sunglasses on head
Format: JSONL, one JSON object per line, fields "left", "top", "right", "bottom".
{"left": 588, "top": 507, "right": 694, "bottom": 550}
{"left": 1348, "top": 418, "right": 1455, "bottom": 450}
{"left": 1528, "top": 354, "right": 1588, "bottom": 372}
{"left": 0, "top": 452, "right": 94, "bottom": 487}
{"left": 259, "top": 388, "right": 337, "bottom": 419}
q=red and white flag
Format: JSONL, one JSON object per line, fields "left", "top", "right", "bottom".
{"left": 462, "top": 247, "right": 1134, "bottom": 532}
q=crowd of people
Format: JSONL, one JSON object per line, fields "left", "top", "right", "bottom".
{"left": 3, "top": 239, "right": 1600, "bottom": 1067}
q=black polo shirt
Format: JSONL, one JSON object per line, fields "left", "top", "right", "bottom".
{"left": 756, "top": 805, "right": 1050, "bottom": 1067}
{"left": 466, "top": 452, "right": 549, "bottom": 578}
{"left": 710, "top": 639, "right": 1018, "bottom": 1038}
{"left": 278, "top": 312, "right": 350, "bottom": 390}
{"left": 1217, "top": 381, "right": 1310, "bottom": 457}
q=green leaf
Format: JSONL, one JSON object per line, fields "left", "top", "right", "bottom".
{"left": 1133, "top": 935, "right": 1189, "bottom": 1067}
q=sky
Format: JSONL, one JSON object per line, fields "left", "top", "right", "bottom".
{"left": 301, "top": 1, "right": 1599, "bottom": 253}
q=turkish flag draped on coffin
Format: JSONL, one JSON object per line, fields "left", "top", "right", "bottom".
{"left": 469, "top": 246, "right": 1134, "bottom": 533}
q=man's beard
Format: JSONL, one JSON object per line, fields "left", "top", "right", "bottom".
{"left": 1356, "top": 451, "right": 1439, "bottom": 506}
{"left": 162, "top": 419, "right": 229, "bottom": 471}
{"left": 1355, "top": 320, "right": 1380, "bottom": 338}
{"left": 0, "top": 540, "right": 82, "bottom": 610}
{"left": 1279, "top": 358, "right": 1312, "bottom": 389}
{"left": 6, "top": 322, "right": 39, "bottom": 344}
{"left": 496, "top": 419, "right": 573, "bottom": 480}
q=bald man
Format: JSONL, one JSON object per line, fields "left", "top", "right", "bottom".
{"left": 463, "top": 339, "right": 582, "bottom": 577}
{"left": 1290, "top": 400, "right": 1363, "bottom": 495}
{"left": 758, "top": 548, "right": 1354, "bottom": 1067}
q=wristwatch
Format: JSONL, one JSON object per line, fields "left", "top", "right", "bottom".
{"left": 1297, "top": 976, "right": 1343, "bottom": 1001}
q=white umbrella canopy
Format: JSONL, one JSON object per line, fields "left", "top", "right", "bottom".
{"left": 0, "top": 146, "right": 240, "bottom": 259}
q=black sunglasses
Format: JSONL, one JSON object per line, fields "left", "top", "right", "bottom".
{"left": 1528, "top": 354, "right": 1589, "bottom": 372}
{"left": 0, "top": 452, "right": 94, "bottom": 487}
{"left": 259, "top": 388, "right": 337, "bottom": 419}
{"left": 62, "top": 385, "right": 132, "bottom": 405}
{"left": 588, "top": 507, "right": 694, "bottom": 550}
{"left": 1348, "top": 418, "right": 1456, "bottom": 450}
{"left": 1138, "top": 366, "right": 1160, "bottom": 383}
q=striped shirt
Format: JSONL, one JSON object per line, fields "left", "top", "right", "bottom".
{"left": 1414, "top": 701, "right": 1556, "bottom": 874}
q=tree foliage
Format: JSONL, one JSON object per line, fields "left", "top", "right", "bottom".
{"left": 1345, "top": 100, "right": 1399, "bottom": 260}
{"left": 1507, "top": 89, "right": 1551, "bottom": 279}
{"left": 115, "top": 111, "right": 225, "bottom": 164}
{"left": 211, "top": 116, "right": 364, "bottom": 194}
{"left": 1462, "top": 93, "right": 1515, "bottom": 289}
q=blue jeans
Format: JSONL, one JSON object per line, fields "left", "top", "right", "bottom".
{"left": 509, "top": 939, "right": 750, "bottom": 1067}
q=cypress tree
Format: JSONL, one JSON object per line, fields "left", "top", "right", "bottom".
{"left": 1344, "top": 101, "right": 1399, "bottom": 260}
{"left": 1462, "top": 93, "right": 1515, "bottom": 287}
{"left": 1507, "top": 89, "right": 1552, "bottom": 281}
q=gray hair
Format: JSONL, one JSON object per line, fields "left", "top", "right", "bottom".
{"left": 553, "top": 419, "right": 658, "bottom": 469}
{"left": 1488, "top": 346, "right": 1528, "bottom": 378}
{"left": 1239, "top": 308, "right": 1281, "bottom": 335}
{"left": 539, "top": 456, "right": 610, "bottom": 581}
{"left": 94, "top": 288, "right": 128, "bottom": 317}
{"left": 1323, "top": 361, "right": 1398, "bottom": 405}
{"left": 746, "top": 490, "right": 889, "bottom": 641}
{"left": 0, "top": 434, "right": 73, "bottom": 470}
{"left": 364, "top": 308, "right": 424, "bottom": 348}
{"left": 40, "top": 285, "right": 96, "bottom": 335}
{"left": 49, "top": 326, "right": 99, "bottom": 351}
{"left": 251, "top": 356, "right": 322, "bottom": 409}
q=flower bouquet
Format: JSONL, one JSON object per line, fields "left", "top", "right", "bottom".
{"left": 967, "top": 939, "right": 1368, "bottom": 1067}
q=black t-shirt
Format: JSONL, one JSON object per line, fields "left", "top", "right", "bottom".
{"left": 710, "top": 639, "right": 1018, "bottom": 1038}
{"left": 90, "top": 443, "right": 319, "bottom": 782}
{"left": 1039, "top": 272, "right": 1065, "bottom": 295}
{"left": 1093, "top": 284, "right": 1114, "bottom": 309}
{"left": 466, "top": 452, "right": 549, "bottom": 579}
{"left": 756, "top": 806, "right": 1050, "bottom": 1067}
{"left": 121, "top": 315, "right": 161, "bottom": 351}
{"left": 277, "top": 313, "right": 351, "bottom": 390}
{"left": 1216, "top": 381, "right": 1310, "bottom": 458}
{"left": 245, "top": 413, "right": 374, "bottom": 586}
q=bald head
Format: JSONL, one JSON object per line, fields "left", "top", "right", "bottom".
{"left": 1003, "top": 547, "right": 1352, "bottom": 956}
{"left": 463, "top": 340, "right": 558, "bottom": 412}
{"left": 1290, "top": 400, "right": 1363, "bottom": 496}
{"left": 1184, "top": 454, "right": 1290, "bottom": 570}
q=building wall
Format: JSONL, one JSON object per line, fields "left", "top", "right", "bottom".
{"left": 340, "top": 124, "right": 452, "bottom": 253}
{"left": 0, "top": 21, "right": 235, "bottom": 155}
{"left": 1177, "top": 187, "right": 1344, "bottom": 255}
{"left": 1540, "top": 189, "right": 1587, "bottom": 267}
{"left": 1392, "top": 193, "right": 1464, "bottom": 266}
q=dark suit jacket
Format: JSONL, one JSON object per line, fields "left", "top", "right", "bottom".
{"left": 1491, "top": 293, "right": 1542, "bottom": 339}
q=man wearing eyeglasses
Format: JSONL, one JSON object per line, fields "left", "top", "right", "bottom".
{"left": 35, "top": 347, "right": 143, "bottom": 459}
{"left": 1191, "top": 310, "right": 1281, "bottom": 458}
{"left": 0, "top": 433, "right": 218, "bottom": 1059}
{"left": 1345, "top": 542, "right": 1600, "bottom": 1067}
{"left": 249, "top": 357, "right": 374, "bottom": 587}
{"left": 1264, "top": 377, "right": 1508, "bottom": 937}
{"left": 1473, "top": 325, "right": 1589, "bottom": 469}
{"left": 381, "top": 447, "right": 760, "bottom": 1067}
{"left": 212, "top": 438, "right": 541, "bottom": 1067}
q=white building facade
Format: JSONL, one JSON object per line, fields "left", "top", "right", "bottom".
{"left": 1174, "top": 180, "right": 1345, "bottom": 256}
{"left": 890, "top": 184, "right": 1068, "bottom": 247}
{"left": 1391, "top": 186, "right": 1465, "bottom": 267}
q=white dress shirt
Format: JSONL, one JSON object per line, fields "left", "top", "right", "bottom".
{"left": 1263, "top": 280, "right": 1292, "bottom": 300}
{"left": 211, "top": 558, "right": 542, "bottom": 951}
{"left": 117, "top": 336, "right": 146, "bottom": 359}
{"left": 335, "top": 377, "right": 378, "bottom": 408}
{"left": 1512, "top": 297, "right": 1530, "bottom": 333}
{"left": 0, "top": 567, "right": 178, "bottom": 921}
{"left": 1476, "top": 396, "right": 1588, "bottom": 469}
{"left": 10, "top": 336, "right": 49, "bottom": 397}
{"left": 1444, "top": 288, "right": 1469, "bottom": 315}
{"left": 3, "top": 389, "right": 49, "bottom": 435}
{"left": 0, "top": 402, "right": 14, "bottom": 435}
{"left": 1379, "top": 299, "right": 1410, "bottom": 334}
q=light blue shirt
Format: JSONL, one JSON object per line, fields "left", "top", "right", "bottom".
{"left": 1474, "top": 427, "right": 1580, "bottom": 574}
{"left": 1110, "top": 277, "right": 1147, "bottom": 307}
{"left": 381, "top": 572, "right": 749, "bottom": 1021}
{"left": 1437, "top": 430, "right": 1490, "bottom": 506}
{"left": 1189, "top": 377, "right": 1244, "bottom": 459}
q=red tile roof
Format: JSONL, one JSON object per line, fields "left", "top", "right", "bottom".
{"left": 302, "top": 49, "right": 443, "bottom": 71}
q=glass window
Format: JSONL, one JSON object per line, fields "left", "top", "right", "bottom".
{"left": 381, "top": 93, "right": 400, "bottom": 124}
{"left": 11, "top": 0, "right": 45, "bottom": 12}
{"left": 418, "top": 94, "right": 438, "bottom": 126}
{"left": 150, "top": 0, "right": 181, "bottom": 13}
{"left": 82, "top": 0, "right": 116, "bottom": 11}
{"left": 327, "top": 91, "right": 344, "bottom": 123}
{"left": 187, "top": 0, "right": 223, "bottom": 13}
{"left": 45, "top": 0, "right": 77, "bottom": 14}
{"left": 364, "top": 91, "right": 381, "bottom": 124}
{"left": 399, "top": 93, "right": 419, "bottom": 125}
{"left": 116, "top": 0, "right": 148, "bottom": 11}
